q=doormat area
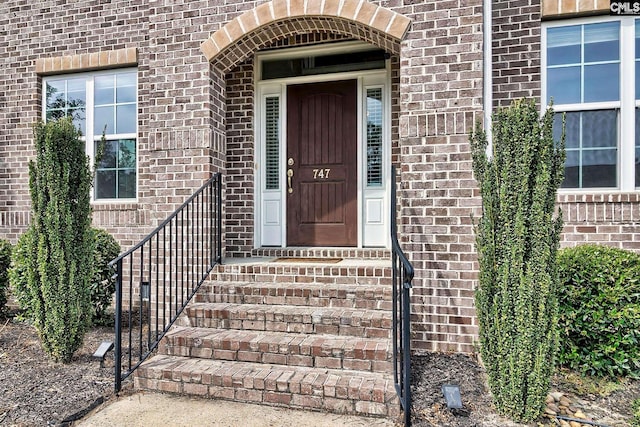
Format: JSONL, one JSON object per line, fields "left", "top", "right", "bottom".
{"left": 272, "top": 257, "right": 343, "bottom": 264}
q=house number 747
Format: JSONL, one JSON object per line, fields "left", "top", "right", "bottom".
{"left": 313, "top": 168, "right": 331, "bottom": 179}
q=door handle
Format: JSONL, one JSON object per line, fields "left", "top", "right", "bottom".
{"left": 287, "top": 169, "right": 294, "bottom": 194}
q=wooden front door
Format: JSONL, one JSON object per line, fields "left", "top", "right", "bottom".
{"left": 286, "top": 80, "right": 357, "bottom": 246}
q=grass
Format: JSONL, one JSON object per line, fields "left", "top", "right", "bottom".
{"left": 632, "top": 398, "right": 640, "bottom": 427}
{"left": 554, "top": 368, "right": 624, "bottom": 397}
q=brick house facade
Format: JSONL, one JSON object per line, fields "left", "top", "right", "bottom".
{"left": 1, "top": 0, "right": 638, "bottom": 355}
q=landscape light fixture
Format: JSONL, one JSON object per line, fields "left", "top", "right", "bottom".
{"left": 141, "top": 281, "right": 150, "bottom": 301}
{"left": 441, "top": 384, "right": 463, "bottom": 409}
{"left": 92, "top": 341, "right": 114, "bottom": 368}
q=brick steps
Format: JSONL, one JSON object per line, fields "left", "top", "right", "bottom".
{"left": 160, "top": 326, "right": 392, "bottom": 373}
{"left": 195, "top": 282, "right": 392, "bottom": 311}
{"left": 211, "top": 261, "right": 392, "bottom": 287}
{"left": 135, "top": 257, "right": 399, "bottom": 419}
{"left": 177, "top": 302, "right": 392, "bottom": 339}
{"left": 134, "top": 355, "right": 399, "bottom": 418}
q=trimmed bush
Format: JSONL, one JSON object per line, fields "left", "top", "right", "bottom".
{"left": 8, "top": 229, "right": 36, "bottom": 320}
{"left": 470, "top": 99, "right": 565, "bottom": 422}
{"left": 11, "top": 227, "right": 120, "bottom": 326}
{"left": 91, "top": 228, "right": 120, "bottom": 326}
{"left": 0, "top": 239, "right": 12, "bottom": 316}
{"left": 557, "top": 244, "right": 640, "bottom": 379}
{"left": 27, "top": 117, "right": 94, "bottom": 362}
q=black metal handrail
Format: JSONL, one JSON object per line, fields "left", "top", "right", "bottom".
{"left": 391, "top": 166, "right": 414, "bottom": 426}
{"left": 109, "top": 173, "right": 222, "bottom": 392}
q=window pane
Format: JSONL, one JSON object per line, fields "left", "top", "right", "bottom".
{"left": 636, "top": 108, "right": 640, "bottom": 187}
{"left": 97, "top": 140, "right": 118, "bottom": 168}
{"left": 560, "top": 110, "right": 618, "bottom": 189}
{"left": 116, "top": 72, "right": 136, "bottom": 103}
{"left": 96, "top": 170, "right": 116, "bottom": 199}
{"left": 46, "top": 80, "right": 66, "bottom": 110}
{"left": 94, "top": 105, "right": 114, "bottom": 134}
{"left": 94, "top": 75, "right": 115, "bottom": 105}
{"left": 116, "top": 104, "right": 136, "bottom": 134}
{"left": 564, "top": 112, "right": 581, "bottom": 149}
{"left": 636, "top": 60, "right": 640, "bottom": 100}
{"left": 118, "top": 139, "right": 136, "bottom": 169}
{"left": 582, "top": 149, "right": 617, "bottom": 188}
{"left": 366, "top": 88, "right": 383, "bottom": 187}
{"left": 584, "top": 22, "right": 619, "bottom": 63}
{"left": 562, "top": 150, "right": 580, "bottom": 188}
{"left": 69, "top": 108, "right": 86, "bottom": 135}
{"left": 582, "top": 110, "right": 617, "bottom": 148}
{"left": 547, "top": 67, "right": 580, "bottom": 104}
{"left": 584, "top": 63, "right": 619, "bottom": 102}
{"left": 118, "top": 169, "right": 136, "bottom": 199}
{"left": 66, "top": 78, "right": 86, "bottom": 105}
{"left": 547, "top": 26, "right": 581, "bottom": 65}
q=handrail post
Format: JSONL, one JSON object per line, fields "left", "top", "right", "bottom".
{"left": 114, "top": 258, "right": 123, "bottom": 393}
{"left": 391, "top": 165, "right": 414, "bottom": 426}
{"left": 216, "top": 173, "right": 222, "bottom": 264}
{"left": 402, "top": 279, "right": 412, "bottom": 427}
{"left": 108, "top": 175, "right": 224, "bottom": 391}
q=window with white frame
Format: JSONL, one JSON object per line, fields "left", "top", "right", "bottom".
{"left": 43, "top": 69, "right": 137, "bottom": 200}
{"left": 544, "top": 18, "right": 637, "bottom": 190}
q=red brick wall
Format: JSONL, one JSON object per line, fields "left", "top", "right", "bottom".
{"left": 4, "top": 0, "right": 634, "bottom": 355}
{"left": 225, "top": 61, "right": 255, "bottom": 257}
{"left": 492, "top": 0, "right": 542, "bottom": 107}
{"left": 396, "top": 0, "right": 485, "bottom": 353}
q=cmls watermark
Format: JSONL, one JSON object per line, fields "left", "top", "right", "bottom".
{"left": 610, "top": 0, "right": 640, "bottom": 14}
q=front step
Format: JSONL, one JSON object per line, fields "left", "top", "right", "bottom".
{"left": 196, "top": 282, "right": 392, "bottom": 311}
{"left": 135, "top": 256, "right": 399, "bottom": 419}
{"left": 160, "top": 326, "right": 392, "bottom": 373}
{"left": 178, "top": 303, "right": 392, "bottom": 338}
{"left": 135, "top": 355, "right": 398, "bottom": 417}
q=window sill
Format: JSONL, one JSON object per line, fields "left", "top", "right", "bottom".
{"left": 557, "top": 191, "right": 640, "bottom": 203}
{"left": 92, "top": 201, "right": 140, "bottom": 211}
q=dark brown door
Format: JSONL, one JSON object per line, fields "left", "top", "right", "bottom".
{"left": 286, "top": 80, "right": 357, "bottom": 246}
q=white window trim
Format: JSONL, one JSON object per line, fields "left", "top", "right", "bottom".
{"left": 542, "top": 16, "right": 636, "bottom": 192}
{"left": 42, "top": 68, "right": 139, "bottom": 203}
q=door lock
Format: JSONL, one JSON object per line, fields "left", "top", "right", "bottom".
{"left": 288, "top": 158, "right": 295, "bottom": 166}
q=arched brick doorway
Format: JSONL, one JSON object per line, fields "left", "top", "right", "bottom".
{"left": 201, "top": 0, "right": 410, "bottom": 256}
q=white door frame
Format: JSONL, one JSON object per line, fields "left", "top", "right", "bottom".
{"left": 253, "top": 41, "right": 391, "bottom": 249}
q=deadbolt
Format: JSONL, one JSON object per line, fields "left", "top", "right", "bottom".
{"left": 288, "top": 158, "right": 295, "bottom": 166}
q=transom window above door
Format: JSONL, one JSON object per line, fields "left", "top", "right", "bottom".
{"left": 43, "top": 69, "right": 138, "bottom": 201}
{"left": 261, "top": 49, "right": 387, "bottom": 80}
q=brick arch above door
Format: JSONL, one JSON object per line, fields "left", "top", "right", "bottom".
{"left": 200, "top": 0, "right": 411, "bottom": 72}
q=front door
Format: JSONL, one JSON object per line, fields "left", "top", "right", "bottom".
{"left": 286, "top": 80, "right": 357, "bottom": 246}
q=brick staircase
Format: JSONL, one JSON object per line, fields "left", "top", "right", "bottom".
{"left": 133, "top": 249, "right": 400, "bottom": 420}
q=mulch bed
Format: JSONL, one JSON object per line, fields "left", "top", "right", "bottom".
{"left": 0, "top": 318, "right": 637, "bottom": 426}
{"left": 0, "top": 318, "right": 113, "bottom": 426}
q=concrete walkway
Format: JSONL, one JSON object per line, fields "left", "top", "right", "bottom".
{"left": 77, "top": 392, "right": 397, "bottom": 427}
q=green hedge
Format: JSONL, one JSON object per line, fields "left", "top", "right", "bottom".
{"left": 557, "top": 244, "right": 640, "bottom": 378}
{"left": 10, "top": 227, "right": 120, "bottom": 326}
{"left": 90, "top": 228, "right": 121, "bottom": 326}
{"left": 0, "top": 239, "right": 12, "bottom": 316}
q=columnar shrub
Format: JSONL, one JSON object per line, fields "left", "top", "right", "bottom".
{"left": 0, "top": 239, "right": 12, "bottom": 316}
{"left": 27, "top": 117, "right": 94, "bottom": 362}
{"left": 91, "top": 228, "right": 121, "bottom": 326}
{"left": 557, "top": 244, "right": 640, "bottom": 379}
{"left": 470, "top": 99, "right": 565, "bottom": 422}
